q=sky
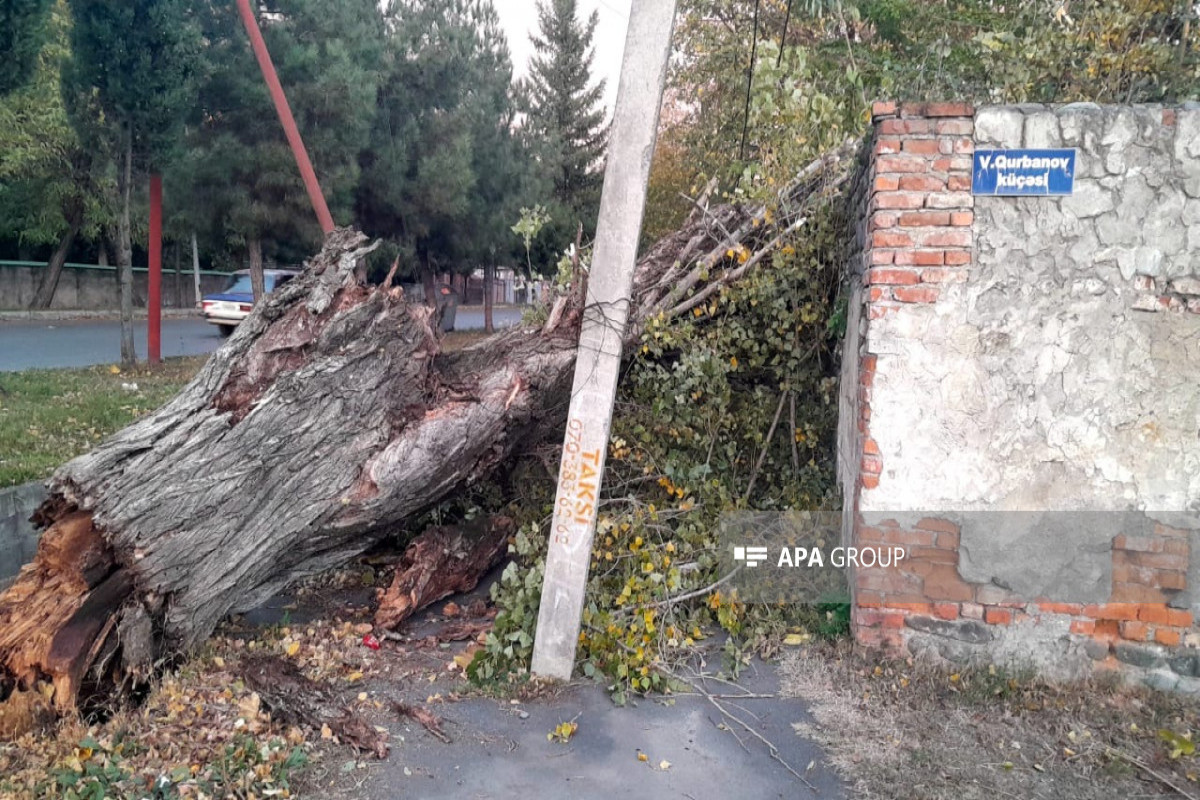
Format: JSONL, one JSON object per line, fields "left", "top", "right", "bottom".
{"left": 495, "top": 0, "right": 634, "bottom": 113}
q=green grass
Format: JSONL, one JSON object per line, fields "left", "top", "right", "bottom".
{"left": 0, "top": 357, "right": 205, "bottom": 488}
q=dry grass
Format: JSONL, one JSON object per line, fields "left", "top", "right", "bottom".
{"left": 780, "top": 641, "right": 1200, "bottom": 799}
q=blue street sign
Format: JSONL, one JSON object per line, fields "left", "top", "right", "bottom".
{"left": 972, "top": 149, "right": 1077, "bottom": 196}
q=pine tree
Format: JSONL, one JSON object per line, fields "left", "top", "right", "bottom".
{"left": 522, "top": 0, "right": 608, "bottom": 245}
{"left": 178, "top": 0, "right": 383, "bottom": 287}
{"left": 64, "top": 0, "right": 200, "bottom": 364}
{"left": 357, "top": 0, "right": 532, "bottom": 310}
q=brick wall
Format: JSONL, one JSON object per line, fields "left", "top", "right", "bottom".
{"left": 842, "top": 102, "right": 1200, "bottom": 686}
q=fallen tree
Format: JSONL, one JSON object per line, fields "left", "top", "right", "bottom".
{"left": 0, "top": 143, "right": 856, "bottom": 715}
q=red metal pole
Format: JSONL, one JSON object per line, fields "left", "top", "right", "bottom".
{"left": 235, "top": 0, "right": 335, "bottom": 235}
{"left": 148, "top": 173, "right": 163, "bottom": 365}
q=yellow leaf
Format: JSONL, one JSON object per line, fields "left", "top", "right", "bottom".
{"left": 347, "top": 671, "right": 364, "bottom": 682}
{"left": 109, "top": 365, "right": 121, "bottom": 375}
{"left": 286, "top": 642, "right": 300, "bottom": 657}
{"left": 783, "top": 633, "right": 809, "bottom": 646}
{"left": 637, "top": 752, "right": 649, "bottom": 762}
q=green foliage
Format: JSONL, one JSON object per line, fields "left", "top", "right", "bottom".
{"left": 357, "top": 0, "right": 528, "bottom": 281}
{"left": 64, "top": 0, "right": 201, "bottom": 167}
{"left": 0, "top": 0, "right": 108, "bottom": 249}
{"left": 668, "top": 0, "right": 1200, "bottom": 193}
{"left": 0, "top": 0, "right": 55, "bottom": 96}
{"left": 180, "top": 0, "right": 382, "bottom": 265}
{"left": 511, "top": 204, "right": 552, "bottom": 274}
{"left": 477, "top": 201, "right": 850, "bottom": 694}
{"left": 519, "top": 0, "right": 609, "bottom": 265}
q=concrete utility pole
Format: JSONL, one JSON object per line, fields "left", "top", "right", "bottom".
{"left": 531, "top": 0, "right": 678, "bottom": 681}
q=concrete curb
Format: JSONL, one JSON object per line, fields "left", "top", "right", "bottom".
{"left": 0, "top": 308, "right": 203, "bottom": 322}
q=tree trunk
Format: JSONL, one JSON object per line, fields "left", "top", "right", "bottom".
{"left": 483, "top": 263, "right": 495, "bottom": 333}
{"left": 0, "top": 146, "right": 855, "bottom": 715}
{"left": 29, "top": 221, "right": 81, "bottom": 310}
{"left": 118, "top": 132, "right": 136, "bottom": 367}
{"left": 420, "top": 263, "right": 437, "bottom": 309}
{"left": 248, "top": 237, "right": 265, "bottom": 302}
{"left": 191, "top": 233, "right": 202, "bottom": 306}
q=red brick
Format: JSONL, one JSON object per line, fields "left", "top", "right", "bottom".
{"left": 1070, "top": 619, "right": 1096, "bottom": 636}
{"left": 868, "top": 268, "right": 920, "bottom": 285}
{"left": 880, "top": 612, "right": 906, "bottom": 629}
{"left": 925, "top": 102, "right": 974, "bottom": 117}
{"left": 863, "top": 437, "right": 880, "bottom": 455}
{"left": 943, "top": 250, "right": 971, "bottom": 265}
{"left": 935, "top": 531, "right": 959, "bottom": 550}
{"left": 935, "top": 120, "right": 973, "bottom": 135}
{"left": 902, "top": 139, "right": 941, "bottom": 155}
{"left": 1084, "top": 603, "right": 1140, "bottom": 621}
{"left": 1154, "top": 523, "right": 1190, "bottom": 539}
{"left": 1158, "top": 571, "right": 1188, "bottom": 591}
{"left": 872, "top": 101, "right": 897, "bottom": 118}
{"left": 870, "top": 212, "right": 898, "bottom": 230}
{"left": 1155, "top": 628, "right": 1182, "bottom": 647}
{"left": 960, "top": 602, "right": 983, "bottom": 620}
{"left": 872, "top": 231, "right": 913, "bottom": 248}
{"left": 932, "top": 603, "right": 959, "bottom": 620}
{"left": 868, "top": 286, "right": 892, "bottom": 302}
{"left": 1138, "top": 605, "right": 1193, "bottom": 627}
{"left": 1094, "top": 619, "right": 1120, "bottom": 639}
{"left": 879, "top": 118, "right": 934, "bottom": 135}
{"left": 909, "top": 545, "right": 957, "bottom": 564}
{"left": 920, "top": 267, "right": 967, "bottom": 283}
{"left": 898, "top": 211, "right": 951, "bottom": 227}
{"left": 893, "top": 286, "right": 941, "bottom": 304}
{"left": 938, "top": 137, "right": 974, "bottom": 155}
{"left": 984, "top": 608, "right": 1014, "bottom": 625}
{"left": 874, "top": 174, "right": 899, "bottom": 191}
{"left": 856, "top": 591, "right": 884, "bottom": 607}
{"left": 894, "top": 250, "right": 945, "bottom": 267}
{"left": 861, "top": 473, "right": 880, "bottom": 489}
{"left": 1110, "top": 584, "right": 1169, "bottom": 604}
{"left": 1119, "top": 620, "right": 1149, "bottom": 641}
{"left": 950, "top": 211, "right": 974, "bottom": 226}
{"left": 925, "top": 191, "right": 974, "bottom": 208}
{"left": 861, "top": 354, "right": 878, "bottom": 371}
{"left": 1163, "top": 108, "right": 1177, "bottom": 126}
{"left": 868, "top": 304, "right": 899, "bottom": 320}
{"left": 876, "top": 155, "right": 931, "bottom": 173}
{"left": 1127, "top": 550, "right": 1187, "bottom": 570}
{"left": 919, "top": 230, "right": 972, "bottom": 248}
{"left": 922, "top": 564, "right": 973, "bottom": 602}
{"left": 875, "top": 137, "right": 902, "bottom": 155}
{"left": 1037, "top": 601, "right": 1084, "bottom": 615}
{"left": 869, "top": 249, "right": 895, "bottom": 265}
{"left": 948, "top": 175, "right": 972, "bottom": 191}
{"left": 862, "top": 454, "right": 883, "bottom": 474}
{"left": 874, "top": 193, "right": 927, "bottom": 210}
{"left": 1114, "top": 534, "right": 1163, "bottom": 552}
{"left": 932, "top": 156, "right": 973, "bottom": 172}
{"left": 897, "top": 174, "right": 946, "bottom": 192}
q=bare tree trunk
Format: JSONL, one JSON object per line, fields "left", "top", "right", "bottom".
{"left": 248, "top": 237, "right": 265, "bottom": 303}
{"left": 191, "top": 233, "right": 201, "bottom": 306}
{"left": 0, "top": 145, "right": 855, "bottom": 715}
{"left": 117, "top": 132, "right": 136, "bottom": 367}
{"left": 420, "top": 263, "right": 436, "bottom": 309}
{"left": 483, "top": 263, "right": 495, "bottom": 333}
{"left": 30, "top": 220, "right": 81, "bottom": 310}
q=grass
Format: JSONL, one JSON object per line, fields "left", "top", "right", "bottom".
{"left": 0, "top": 330, "right": 494, "bottom": 489}
{"left": 0, "top": 357, "right": 205, "bottom": 488}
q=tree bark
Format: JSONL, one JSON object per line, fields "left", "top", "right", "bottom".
{"left": 248, "top": 237, "right": 265, "bottom": 302}
{"left": 0, "top": 146, "right": 855, "bottom": 715}
{"left": 420, "top": 263, "right": 437, "bottom": 309}
{"left": 118, "top": 131, "right": 136, "bottom": 366}
{"left": 29, "top": 220, "right": 81, "bottom": 310}
{"left": 483, "top": 262, "right": 495, "bottom": 333}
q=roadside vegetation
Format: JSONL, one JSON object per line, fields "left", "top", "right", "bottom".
{"left": 0, "top": 357, "right": 204, "bottom": 487}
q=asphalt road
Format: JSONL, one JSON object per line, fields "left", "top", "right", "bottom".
{"left": 0, "top": 307, "right": 523, "bottom": 372}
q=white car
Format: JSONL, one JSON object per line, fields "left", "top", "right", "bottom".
{"left": 201, "top": 269, "right": 299, "bottom": 336}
